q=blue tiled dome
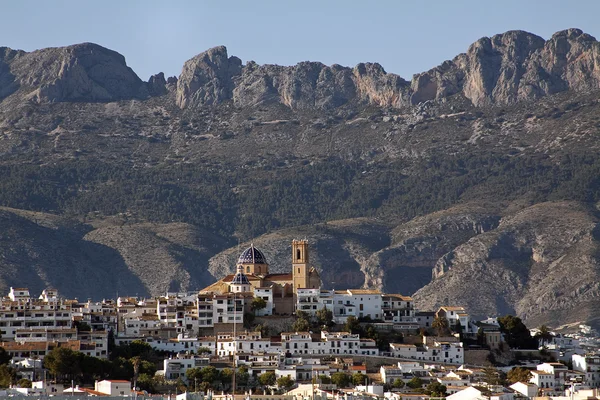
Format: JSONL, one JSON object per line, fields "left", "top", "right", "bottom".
{"left": 231, "top": 271, "right": 250, "bottom": 285}
{"left": 237, "top": 245, "right": 267, "bottom": 264}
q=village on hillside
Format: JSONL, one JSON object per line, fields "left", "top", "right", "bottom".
{"left": 0, "top": 241, "right": 599, "bottom": 399}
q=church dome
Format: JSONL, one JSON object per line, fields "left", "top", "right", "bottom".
{"left": 231, "top": 271, "right": 250, "bottom": 285}
{"left": 237, "top": 244, "right": 267, "bottom": 264}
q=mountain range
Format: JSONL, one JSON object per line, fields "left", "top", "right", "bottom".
{"left": 2, "top": 28, "right": 600, "bottom": 329}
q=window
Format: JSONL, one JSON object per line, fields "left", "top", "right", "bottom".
{"left": 297, "top": 249, "right": 301, "bottom": 260}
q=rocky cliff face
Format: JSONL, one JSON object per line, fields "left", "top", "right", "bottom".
{"left": 1, "top": 28, "right": 599, "bottom": 109}
{"left": 412, "top": 201, "right": 600, "bottom": 327}
{"left": 413, "top": 28, "right": 600, "bottom": 106}
{"left": 174, "top": 28, "right": 600, "bottom": 109}
{"left": 0, "top": 43, "right": 147, "bottom": 103}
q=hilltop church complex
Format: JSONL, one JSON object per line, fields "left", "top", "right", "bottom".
{"left": 200, "top": 240, "right": 322, "bottom": 315}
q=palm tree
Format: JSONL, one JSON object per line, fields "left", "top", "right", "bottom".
{"left": 131, "top": 356, "right": 142, "bottom": 390}
{"left": 535, "top": 325, "right": 553, "bottom": 346}
{"left": 432, "top": 317, "right": 450, "bottom": 336}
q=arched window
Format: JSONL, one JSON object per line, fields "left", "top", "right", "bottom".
{"left": 246, "top": 266, "right": 250, "bottom": 273}
{"left": 297, "top": 249, "right": 301, "bottom": 260}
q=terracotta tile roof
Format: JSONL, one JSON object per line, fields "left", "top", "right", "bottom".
{"left": 383, "top": 294, "right": 413, "bottom": 301}
{"left": 346, "top": 289, "right": 382, "bottom": 295}
{"left": 264, "top": 273, "right": 293, "bottom": 281}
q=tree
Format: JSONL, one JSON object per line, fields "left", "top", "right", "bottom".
{"left": 74, "top": 321, "right": 91, "bottom": 333}
{"left": 258, "top": 371, "right": 276, "bottom": 386}
{"left": 316, "top": 307, "right": 334, "bottom": 328}
{"left": 483, "top": 364, "right": 504, "bottom": 385}
{"left": 344, "top": 316, "right": 361, "bottom": 334}
{"left": 498, "top": 315, "right": 537, "bottom": 349}
{"left": 426, "top": 381, "right": 447, "bottom": 397}
{"left": 352, "top": 372, "right": 366, "bottom": 386}
{"left": 406, "top": 376, "right": 423, "bottom": 389}
{"left": 17, "top": 378, "right": 32, "bottom": 388}
{"left": 44, "top": 347, "right": 81, "bottom": 381}
{"left": 0, "top": 365, "right": 16, "bottom": 388}
{"left": 319, "top": 375, "right": 331, "bottom": 384}
{"left": 535, "top": 325, "right": 553, "bottom": 346}
{"left": 432, "top": 317, "right": 450, "bottom": 337}
{"left": 292, "top": 318, "right": 310, "bottom": 332}
{"left": 392, "top": 378, "right": 405, "bottom": 388}
{"left": 296, "top": 310, "right": 310, "bottom": 320}
{"left": 201, "top": 366, "right": 220, "bottom": 384}
{"left": 507, "top": 367, "right": 532, "bottom": 384}
{"left": 220, "top": 368, "right": 234, "bottom": 389}
{"left": 131, "top": 356, "right": 142, "bottom": 390}
{"left": 0, "top": 348, "right": 10, "bottom": 366}
{"left": 196, "top": 347, "right": 212, "bottom": 355}
{"left": 251, "top": 297, "right": 267, "bottom": 313}
{"left": 236, "top": 365, "right": 250, "bottom": 387}
{"left": 276, "top": 376, "right": 295, "bottom": 390}
{"left": 136, "top": 373, "right": 155, "bottom": 393}
{"left": 331, "top": 372, "right": 351, "bottom": 388}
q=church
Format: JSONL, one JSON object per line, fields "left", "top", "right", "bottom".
{"left": 200, "top": 240, "right": 321, "bottom": 315}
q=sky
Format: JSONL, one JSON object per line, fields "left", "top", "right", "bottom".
{"left": 2, "top": 0, "right": 599, "bottom": 81}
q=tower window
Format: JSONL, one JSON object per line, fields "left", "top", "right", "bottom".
{"left": 297, "top": 249, "right": 301, "bottom": 260}
{"left": 298, "top": 268, "right": 300, "bottom": 273}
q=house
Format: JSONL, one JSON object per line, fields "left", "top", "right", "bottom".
{"left": 162, "top": 355, "right": 210, "bottom": 380}
{"left": 536, "top": 362, "right": 568, "bottom": 389}
{"left": 572, "top": 354, "right": 600, "bottom": 387}
{"left": 436, "top": 307, "right": 472, "bottom": 333}
{"left": 381, "top": 295, "right": 416, "bottom": 323}
{"left": 390, "top": 337, "right": 464, "bottom": 364}
{"left": 95, "top": 379, "right": 132, "bottom": 396}
{"left": 509, "top": 382, "right": 538, "bottom": 398}
{"left": 446, "top": 386, "right": 514, "bottom": 400}
{"left": 529, "top": 370, "right": 554, "bottom": 390}
{"left": 415, "top": 311, "right": 435, "bottom": 329}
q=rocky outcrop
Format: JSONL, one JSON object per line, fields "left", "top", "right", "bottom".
{"left": 361, "top": 205, "right": 501, "bottom": 295}
{"left": 4, "top": 43, "right": 146, "bottom": 103}
{"left": 176, "top": 46, "right": 411, "bottom": 110}
{"left": 176, "top": 46, "right": 242, "bottom": 108}
{"left": 412, "top": 29, "right": 600, "bottom": 106}
{"left": 175, "top": 29, "right": 600, "bottom": 109}
{"left": 2, "top": 28, "right": 599, "bottom": 109}
{"left": 413, "top": 202, "right": 600, "bottom": 328}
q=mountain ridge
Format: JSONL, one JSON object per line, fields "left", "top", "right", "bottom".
{"left": 2, "top": 28, "right": 600, "bottom": 328}
{"left": 1, "top": 28, "right": 599, "bottom": 109}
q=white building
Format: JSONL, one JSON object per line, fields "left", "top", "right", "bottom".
{"left": 509, "top": 382, "right": 538, "bottom": 398}
{"left": 95, "top": 380, "right": 132, "bottom": 396}
{"left": 536, "top": 362, "right": 568, "bottom": 389}
{"left": 436, "top": 307, "right": 472, "bottom": 333}
{"left": 381, "top": 295, "right": 416, "bottom": 323}
{"left": 529, "top": 370, "right": 555, "bottom": 390}
{"left": 162, "top": 355, "right": 210, "bottom": 380}
{"left": 332, "top": 289, "right": 383, "bottom": 323}
{"left": 254, "top": 288, "right": 274, "bottom": 316}
{"left": 297, "top": 288, "right": 321, "bottom": 315}
{"left": 390, "top": 337, "right": 464, "bottom": 364}
{"left": 573, "top": 354, "right": 600, "bottom": 387}
{"left": 0, "top": 289, "right": 72, "bottom": 339}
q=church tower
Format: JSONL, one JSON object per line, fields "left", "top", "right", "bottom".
{"left": 292, "top": 239, "right": 310, "bottom": 291}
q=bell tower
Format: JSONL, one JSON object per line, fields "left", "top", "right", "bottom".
{"left": 292, "top": 240, "right": 309, "bottom": 291}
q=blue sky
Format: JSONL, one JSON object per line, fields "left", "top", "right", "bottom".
{"left": 2, "top": 0, "right": 598, "bottom": 81}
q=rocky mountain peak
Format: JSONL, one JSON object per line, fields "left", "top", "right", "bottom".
{"left": 175, "top": 45, "right": 242, "bottom": 108}
{"left": 1, "top": 42, "right": 146, "bottom": 103}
